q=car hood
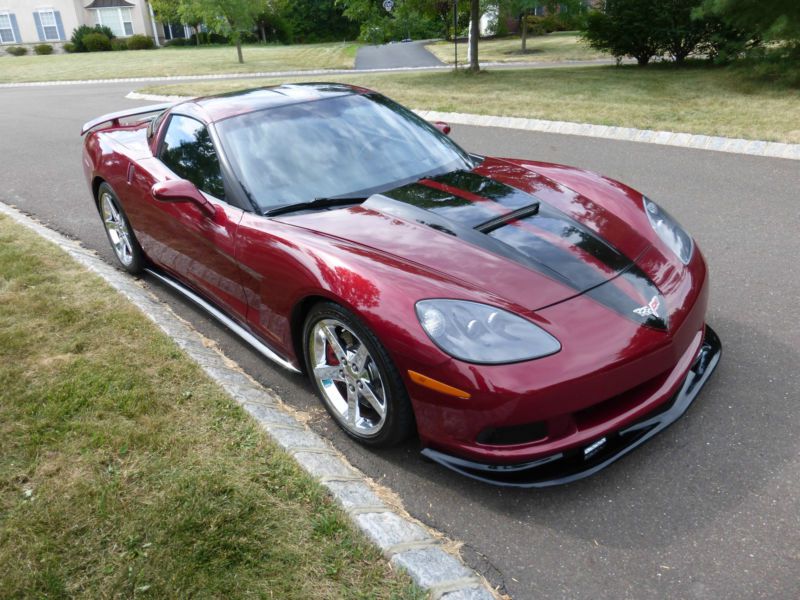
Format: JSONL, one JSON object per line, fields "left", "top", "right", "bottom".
{"left": 276, "top": 158, "right": 668, "bottom": 330}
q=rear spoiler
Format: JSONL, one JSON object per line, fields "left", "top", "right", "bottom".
{"left": 80, "top": 102, "right": 173, "bottom": 136}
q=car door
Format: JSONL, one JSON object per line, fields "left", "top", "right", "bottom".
{"left": 130, "top": 113, "right": 249, "bottom": 320}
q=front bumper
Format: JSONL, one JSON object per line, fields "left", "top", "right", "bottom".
{"left": 421, "top": 325, "right": 721, "bottom": 488}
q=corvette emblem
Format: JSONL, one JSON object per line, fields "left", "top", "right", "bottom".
{"left": 633, "top": 295, "right": 660, "bottom": 318}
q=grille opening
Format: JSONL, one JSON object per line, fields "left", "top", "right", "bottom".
{"left": 477, "top": 421, "right": 548, "bottom": 446}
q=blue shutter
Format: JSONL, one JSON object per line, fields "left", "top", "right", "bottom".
{"left": 33, "top": 11, "right": 44, "bottom": 41}
{"left": 9, "top": 13, "right": 21, "bottom": 43}
{"left": 54, "top": 11, "right": 65, "bottom": 40}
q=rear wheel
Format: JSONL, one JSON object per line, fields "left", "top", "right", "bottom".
{"left": 303, "top": 302, "right": 415, "bottom": 447}
{"left": 98, "top": 182, "right": 144, "bottom": 274}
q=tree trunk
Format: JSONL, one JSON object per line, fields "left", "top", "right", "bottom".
{"left": 469, "top": 0, "right": 479, "bottom": 72}
{"left": 636, "top": 54, "right": 650, "bottom": 67}
{"left": 195, "top": 25, "right": 200, "bottom": 46}
{"left": 236, "top": 37, "right": 243, "bottom": 63}
{"left": 521, "top": 15, "right": 527, "bottom": 52}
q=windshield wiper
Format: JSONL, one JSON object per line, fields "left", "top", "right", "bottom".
{"left": 265, "top": 196, "right": 366, "bottom": 217}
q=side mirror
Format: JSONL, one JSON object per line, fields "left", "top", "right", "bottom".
{"left": 433, "top": 121, "right": 451, "bottom": 135}
{"left": 151, "top": 179, "right": 217, "bottom": 218}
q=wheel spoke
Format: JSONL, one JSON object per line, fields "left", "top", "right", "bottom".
{"left": 346, "top": 385, "right": 359, "bottom": 425}
{"left": 359, "top": 382, "right": 385, "bottom": 418}
{"left": 321, "top": 324, "right": 347, "bottom": 361}
{"left": 314, "top": 364, "right": 345, "bottom": 382}
{"left": 351, "top": 344, "right": 369, "bottom": 375}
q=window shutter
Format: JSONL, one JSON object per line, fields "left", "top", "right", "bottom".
{"left": 33, "top": 11, "right": 44, "bottom": 41}
{"left": 54, "top": 11, "right": 65, "bottom": 40}
{"left": 9, "top": 14, "right": 21, "bottom": 43}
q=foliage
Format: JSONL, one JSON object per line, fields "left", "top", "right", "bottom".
{"left": 127, "top": 34, "right": 156, "bottom": 50}
{"left": 111, "top": 37, "right": 129, "bottom": 50}
{"left": 62, "top": 42, "right": 76, "bottom": 53}
{"left": 33, "top": 44, "right": 53, "bottom": 55}
{"left": 192, "top": 0, "right": 262, "bottom": 62}
{"left": 583, "top": 0, "right": 667, "bottom": 66}
{"left": 5, "top": 46, "right": 28, "bottom": 56}
{"left": 700, "top": 0, "right": 800, "bottom": 42}
{"left": 82, "top": 32, "right": 112, "bottom": 52}
{"left": 70, "top": 25, "right": 115, "bottom": 52}
{"left": 278, "top": 0, "right": 357, "bottom": 43}
{"left": 338, "top": 0, "right": 458, "bottom": 43}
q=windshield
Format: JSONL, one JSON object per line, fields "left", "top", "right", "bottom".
{"left": 216, "top": 93, "right": 474, "bottom": 212}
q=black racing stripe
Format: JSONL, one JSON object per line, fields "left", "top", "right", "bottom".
{"left": 379, "top": 171, "right": 669, "bottom": 330}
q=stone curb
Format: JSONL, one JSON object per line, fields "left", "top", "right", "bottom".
{"left": 125, "top": 91, "right": 799, "bottom": 161}
{"left": 0, "top": 201, "right": 497, "bottom": 600}
{"left": 413, "top": 110, "right": 800, "bottom": 161}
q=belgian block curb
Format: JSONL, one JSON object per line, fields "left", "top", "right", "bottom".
{"left": 0, "top": 201, "right": 496, "bottom": 600}
{"left": 125, "top": 91, "right": 800, "bottom": 161}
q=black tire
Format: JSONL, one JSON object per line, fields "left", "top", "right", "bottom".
{"left": 303, "top": 301, "right": 415, "bottom": 448}
{"left": 97, "top": 182, "right": 145, "bottom": 274}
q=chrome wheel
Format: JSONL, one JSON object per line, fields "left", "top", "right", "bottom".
{"left": 100, "top": 192, "right": 134, "bottom": 266}
{"left": 310, "top": 318, "right": 388, "bottom": 437}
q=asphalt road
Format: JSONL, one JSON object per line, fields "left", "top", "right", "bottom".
{"left": 355, "top": 39, "right": 444, "bottom": 69}
{"left": 1, "top": 82, "right": 798, "bottom": 600}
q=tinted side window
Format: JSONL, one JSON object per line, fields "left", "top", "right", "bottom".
{"left": 160, "top": 115, "right": 225, "bottom": 199}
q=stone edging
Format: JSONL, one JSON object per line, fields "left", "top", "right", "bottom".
{"left": 0, "top": 201, "right": 497, "bottom": 600}
{"left": 125, "top": 91, "right": 799, "bottom": 161}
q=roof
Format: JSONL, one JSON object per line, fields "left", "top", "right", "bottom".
{"left": 85, "top": 0, "right": 134, "bottom": 9}
{"left": 176, "top": 83, "right": 369, "bottom": 123}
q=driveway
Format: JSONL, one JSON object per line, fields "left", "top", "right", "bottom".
{"left": 355, "top": 40, "right": 444, "bottom": 69}
{"left": 1, "top": 82, "right": 798, "bottom": 600}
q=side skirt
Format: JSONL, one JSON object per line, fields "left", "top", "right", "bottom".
{"left": 144, "top": 268, "right": 301, "bottom": 374}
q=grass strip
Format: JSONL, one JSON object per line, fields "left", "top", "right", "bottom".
{"left": 139, "top": 64, "right": 800, "bottom": 144}
{"left": 426, "top": 32, "right": 609, "bottom": 64}
{"left": 0, "top": 213, "right": 423, "bottom": 599}
{"left": 0, "top": 43, "right": 359, "bottom": 84}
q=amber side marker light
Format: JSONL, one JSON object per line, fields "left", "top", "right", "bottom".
{"left": 407, "top": 370, "right": 471, "bottom": 399}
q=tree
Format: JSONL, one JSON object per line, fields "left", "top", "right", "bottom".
{"left": 583, "top": 0, "right": 668, "bottom": 66}
{"left": 469, "top": 0, "right": 480, "bottom": 71}
{"left": 659, "top": 0, "right": 708, "bottom": 64}
{"left": 194, "top": 0, "right": 261, "bottom": 62}
{"left": 701, "top": 0, "right": 800, "bottom": 43}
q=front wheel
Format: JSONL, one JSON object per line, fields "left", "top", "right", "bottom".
{"left": 303, "top": 302, "right": 415, "bottom": 447}
{"left": 98, "top": 182, "right": 145, "bottom": 274}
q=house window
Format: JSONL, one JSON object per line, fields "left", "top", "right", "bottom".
{"left": 37, "top": 10, "right": 60, "bottom": 41}
{"left": 0, "top": 13, "right": 16, "bottom": 43}
{"left": 95, "top": 7, "right": 134, "bottom": 37}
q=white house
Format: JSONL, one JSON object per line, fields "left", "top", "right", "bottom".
{"left": 0, "top": 0, "right": 164, "bottom": 49}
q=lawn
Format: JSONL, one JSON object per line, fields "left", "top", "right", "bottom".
{"left": 0, "top": 214, "right": 422, "bottom": 598}
{"left": 0, "top": 42, "right": 359, "bottom": 83}
{"left": 141, "top": 64, "right": 800, "bottom": 144}
{"left": 426, "top": 32, "right": 610, "bottom": 64}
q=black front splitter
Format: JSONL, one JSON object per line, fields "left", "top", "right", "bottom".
{"left": 421, "top": 325, "right": 722, "bottom": 488}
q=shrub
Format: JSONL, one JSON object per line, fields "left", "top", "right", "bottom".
{"left": 5, "top": 46, "right": 28, "bottom": 56}
{"left": 33, "top": 43, "right": 53, "bottom": 55}
{"left": 582, "top": 0, "right": 667, "bottom": 66}
{"left": 111, "top": 38, "right": 128, "bottom": 51}
{"left": 127, "top": 34, "right": 154, "bottom": 50}
{"left": 71, "top": 24, "right": 115, "bottom": 52}
{"left": 62, "top": 42, "right": 76, "bottom": 53}
{"left": 83, "top": 32, "right": 111, "bottom": 52}
{"left": 164, "top": 37, "right": 191, "bottom": 47}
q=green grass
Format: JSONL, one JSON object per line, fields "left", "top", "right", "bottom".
{"left": 141, "top": 64, "right": 800, "bottom": 143}
{"left": 0, "top": 214, "right": 423, "bottom": 599}
{"left": 0, "top": 42, "right": 359, "bottom": 83}
{"left": 426, "top": 32, "right": 610, "bottom": 64}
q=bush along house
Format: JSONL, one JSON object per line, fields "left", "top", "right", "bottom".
{"left": 0, "top": 0, "right": 166, "bottom": 54}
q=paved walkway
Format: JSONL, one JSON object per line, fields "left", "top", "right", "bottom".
{"left": 355, "top": 40, "right": 444, "bottom": 70}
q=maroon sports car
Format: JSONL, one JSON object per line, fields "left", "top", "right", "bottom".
{"left": 82, "top": 84, "right": 720, "bottom": 487}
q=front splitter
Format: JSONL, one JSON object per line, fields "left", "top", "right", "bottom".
{"left": 422, "top": 325, "right": 722, "bottom": 488}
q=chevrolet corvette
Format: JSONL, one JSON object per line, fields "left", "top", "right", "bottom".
{"left": 81, "top": 84, "right": 721, "bottom": 487}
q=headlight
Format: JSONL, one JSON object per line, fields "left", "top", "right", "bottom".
{"left": 643, "top": 197, "right": 694, "bottom": 265}
{"left": 415, "top": 299, "right": 561, "bottom": 364}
